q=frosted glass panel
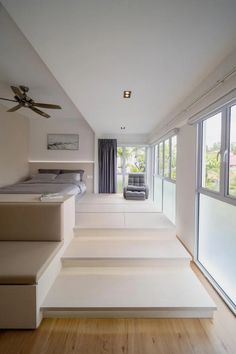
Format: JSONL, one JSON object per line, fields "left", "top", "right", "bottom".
{"left": 163, "top": 180, "right": 176, "bottom": 224}
{"left": 153, "top": 176, "right": 162, "bottom": 212}
{"left": 198, "top": 194, "right": 236, "bottom": 307}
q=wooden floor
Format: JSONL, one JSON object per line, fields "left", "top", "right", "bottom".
{"left": 0, "top": 264, "right": 235, "bottom": 354}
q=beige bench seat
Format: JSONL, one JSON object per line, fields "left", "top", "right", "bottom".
{"left": 0, "top": 241, "right": 62, "bottom": 285}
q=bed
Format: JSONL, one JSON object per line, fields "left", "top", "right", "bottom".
{"left": 0, "top": 169, "right": 86, "bottom": 197}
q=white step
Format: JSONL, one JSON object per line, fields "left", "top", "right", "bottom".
{"left": 42, "top": 267, "right": 216, "bottom": 318}
{"left": 73, "top": 228, "right": 176, "bottom": 240}
{"left": 76, "top": 203, "right": 159, "bottom": 213}
{"left": 75, "top": 212, "right": 174, "bottom": 229}
{"left": 62, "top": 238, "right": 191, "bottom": 267}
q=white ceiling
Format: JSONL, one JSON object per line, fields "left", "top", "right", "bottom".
{"left": 0, "top": 4, "right": 88, "bottom": 122}
{"left": 1, "top": 0, "right": 236, "bottom": 135}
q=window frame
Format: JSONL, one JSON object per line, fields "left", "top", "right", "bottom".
{"left": 154, "top": 135, "right": 177, "bottom": 184}
{"left": 170, "top": 135, "right": 177, "bottom": 180}
{"left": 197, "top": 101, "right": 236, "bottom": 207}
{"left": 196, "top": 99, "right": 236, "bottom": 314}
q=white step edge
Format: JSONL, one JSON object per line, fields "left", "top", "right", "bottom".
{"left": 41, "top": 267, "right": 216, "bottom": 319}
{"left": 62, "top": 258, "right": 191, "bottom": 267}
{"left": 61, "top": 238, "right": 191, "bottom": 267}
{"left": 43, "top": 308, "right": 214, "bottom": 319}
{"left": 73, "top": 228, "right": 176, "bottom": 240}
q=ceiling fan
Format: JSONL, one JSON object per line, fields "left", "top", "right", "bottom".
{"left": 0, "top": 85, "right": 62, "bottom": 118}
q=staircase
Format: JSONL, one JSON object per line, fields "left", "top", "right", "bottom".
{"left": 42, "top": 194, "right": 216, "bottom": 318}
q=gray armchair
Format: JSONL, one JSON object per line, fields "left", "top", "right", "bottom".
{"left": 123, "top": 173, "right": 149, "bottom": 200}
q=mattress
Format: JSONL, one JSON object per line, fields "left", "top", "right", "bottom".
{"left": 0, "top": 181, "right": 86, "bottom": 196}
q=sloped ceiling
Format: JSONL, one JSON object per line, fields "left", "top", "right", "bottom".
{"left": 2, "top": 0, "right": 236, "bottom": 135}
{"left": 0, "top": 4, "right": 89, "bottom": 123}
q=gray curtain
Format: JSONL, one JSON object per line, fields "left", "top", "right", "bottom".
{"left": 98, "top": 139, "right": 117, "bottom": 193}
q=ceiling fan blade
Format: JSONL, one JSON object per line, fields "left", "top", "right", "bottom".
{"left": 33, "top": 103, "right": 62, "bottom": 109}
{"left": 0, "top": 97, "right": 18, "bottom": 102}
{"left": 10, "top": 86, "right": 24, "bottom": 99}
{"left": 7, "top": 104, "right": 23, "bottom": 112}
{"left": 29, "top": 106, "right": 50, "bottom": 118}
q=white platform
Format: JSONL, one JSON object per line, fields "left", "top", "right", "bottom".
{"left": 75, "top": 212, "right": 174, "bottom": 229}
{"left": 62, "top": 237, "right": 191, "bottom": 267}
{"left": 41, "top": 194, "right": 216, "bottom": 319}
{"left": 42, "top": 267, "right": 216, "bottom": 318}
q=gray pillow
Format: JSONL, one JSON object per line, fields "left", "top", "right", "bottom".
{"left": 55, "top": 173, "right": 81, "bottom": 184}
{"left": 25, "top": 173, "right": 57, "bottom": 183}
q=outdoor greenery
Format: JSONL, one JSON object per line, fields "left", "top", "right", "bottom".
{"left": 125, "top": 147, "right": 145, "bottom": 172}
{"left": 157, "top": 137, "right": 176, "bottom": 181}
{"left": 229, "top": 142, "right": 236, "bottom": 196}
{"left": 203, "top": 143, "right": 220, "bottom": 191}
{"left": 171, "top": 137, "right": 177, "bottom": 180}
{"left": 164, "top": 140, "right": 170, "bottom": 178}
{"left": 203, "top": 142, "right": 236, "bottom": 195}
{"left": 159, "top": 142, "right": 163, "bottom": 175}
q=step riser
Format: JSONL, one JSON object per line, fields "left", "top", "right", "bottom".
{"left": 43, "top": 309, "right": 214, "bottom": 319}
{"left": 62, "top": 259, "right": 190, "bottom": 268}
{"left": 73, "top": 229, "right": 176, "bottom": 240}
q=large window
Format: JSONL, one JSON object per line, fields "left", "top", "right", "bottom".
{"left": 197, "top": 101, "right": 236, "bottom": 314}
{"left": 228, "top": 105, "right": 236, "bottom": 197}
{"left": 171, "top": 135, "right": 177, "bottom": 180}
{"left": 153, "top": 134, "right": 177, "bottom": 223}
{"left": 201, "top": 112, "right": 222, "bottom": 192}
{"left": 164, "top": 139, "right": 170, "bottom": 178}
{"left": 125, "top": 147, "right": 146, "bottom": 173}
{"left": 158, "top": 142, "right": 164, "bottom": 176}
{"left": 117, "top": 146, "right": 147, "bottom": 193}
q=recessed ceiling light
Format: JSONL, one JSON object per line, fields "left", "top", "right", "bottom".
{"left": 123, "top": 90, "right": 131, "bottom": 98}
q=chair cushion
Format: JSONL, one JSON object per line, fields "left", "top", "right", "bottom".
{"left": 125, "top": 191, "right": 146, "bottom": 200}
{"left": 127, "top": 185, "right": 146, "bottom": 192}
{"left": 0, "top": 241, "right": 62, "bottom": 285}
{"left": 128, "top": 174, "right": 145, "bottom": 186}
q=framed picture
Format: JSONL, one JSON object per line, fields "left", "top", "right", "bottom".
{"left": 47, "top": 134, "right": 79, "bottom": 150}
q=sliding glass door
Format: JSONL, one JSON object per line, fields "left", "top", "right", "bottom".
{"left": 197, "top": 102, "right": 236, "bottom": 313}
{"left": 117, "top": 146, "right": 147, "bottom": 193}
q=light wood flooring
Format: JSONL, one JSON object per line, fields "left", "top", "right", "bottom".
{"left": 0, "top": 267, "right": 235, "bottom": 354}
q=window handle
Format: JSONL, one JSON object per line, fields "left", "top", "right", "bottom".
{"left": 223, "top": 149, "right": 228, "bottom": 163}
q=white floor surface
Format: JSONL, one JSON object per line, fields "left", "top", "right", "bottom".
{"left": 42, "top": 193, "right": 216, "bottom": 318}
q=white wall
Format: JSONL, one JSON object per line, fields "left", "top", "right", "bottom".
{"left": 0, "top": 105, "right": 29, "bottom": 187}
{"left": 29, "top": 118, "right": 94, "bottom": 162}
{"left": 150, "top": 48, "right": 236, "bottom": 255}
{"left": 101, "top": 134, "right": 148, "bottom": 145}
{"left": 176, "top": 124, "right": 197, "bottom": 254}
